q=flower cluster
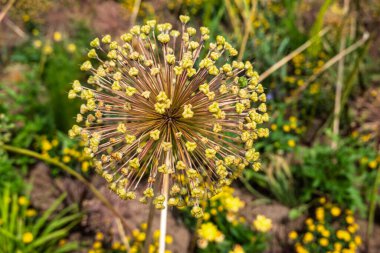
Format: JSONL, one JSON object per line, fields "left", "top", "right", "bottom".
{"left": 284, "top": 52, "right": 327, "bottom": 95}
{"left": 195, "top": 187, "right": 271, "bottom": 252}
{"left": 87, "top": 225, "right": 173, "bottom": 253}
{"left": 31, "top": 29, "right": 77, "bottom": 55}
{"left": 38, "top": 135, "right": 93, "bottom": 173}
{"left": 265, "top": 112, "right": 304, "bottom": 152}
{"left": 68, "top": 15, "right": 269, "bottom": 216}
{"left": 197, "top": 222, "right": 225, "bottom": 247}
{"left": 289, "top": 198, "right": 362, "bottom": 253}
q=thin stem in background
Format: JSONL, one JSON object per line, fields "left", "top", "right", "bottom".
{"left": 237, "top": 0, "right": 257, "bottom": 62}
{"left": 0, "top": 144, "right": 132, "bottom": 232}
{"left": 224, "top": 0, "right": 243, "bottom": 41}
{"left": 4, "top": 19, "right": 27, "bottom": 39}
{"left": 0, "top": 0, "right": 15, "bottom": 23}
{"left": 332, "top": 0, "right": 350, "bottom": 149}
{"left": 116, "top": 218, "right": 131, "bottom": 252}
{"left": 130, "top": 0, "right": 141, "bottom": 27}
{"left": 286, "top": 31, "right": 370, "bottom": 104}
{"left": 259, "top": 27, "right": 330, "bottom": 82}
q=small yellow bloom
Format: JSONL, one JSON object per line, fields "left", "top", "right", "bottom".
{"left": 354, "top": 235, "right": 362, "bottom": 245}
{"left": 43, "top": 45, "right": 53, "bottom": 55}
{"left": 205, "top": 148, "right": 216, "bottom": 159}
{"left": 137, "top": 232, "right": 146, "bottom": 241}
{"left": 336, "top": 230, "right": 351, "bottom": 241}
{"left": 179, "top": 15, "right": 190, "bottom": 24}
{"left": 198, "top": 222, "right": 221, "bottom": 242}
{"left": 67, "top": 43, "right": 77, "bottom": 53}
{"left": 80, "top": 61, "right": 92, "bottom": 71}
{"left": 129, "top": 158, "right": 140, "bottom": 169}
{"left": 176, "top": 161, "right": 186, "bottom": 170}
{"left": 322, "top": 229, "right": 330, "bottom": 237}
{"left": 334, "top": 242, "right": 343, "bottom": 251}
{"left": 270, "top": 124, "right": 277, "bottom": 131}
{"left": 319, "top": 238, "right": 329, "bottom": 247}
{"left": 295, "top": 244, "right": 309, "bottom": 253}
{"left": 229, "top": 244, "right": 245, "bottom": 253}
{"left": 253, "top": 215, "right": 272, "bottom": 233}
{"left": 315, "top": 207, "right": 324, "bottom": 221}
{"left": 18, "top": 196, "right": 28, "bottom": 206}
{"left": 368, "top": 160, "right": 378, "bottom": 169}
{"left": 186, "top": 141, "right": 197, "bottom": 152}
{"left": 287, "top": 139, "right": 296, "bottom": 148}
{"left": 33, "top": 40, "right": 42, "bottom": 48}
{"left": 346, "top": 215, "right": 355, "bottom": 224}
{"left": 182, "top": 104, "right": 194, "bottom": 119}
{"left": 150, "top": 129, "right": 160, "bottom": 140}
{"left": 26, "top": 209, "right": 37, "bottom": 217}
{"left": 303, "top": 232, "right": 314, "bottom": 243}
{"left": 165, "top": 235, "right": 173, "bottom": 244}
{"left": 126, "top": 86, "right": 137, "bottom": 96}
{"left": 62, "top": 155, "right": 71, "bottom": 163}
{"left": 95, "top": 231, "right": 104, "bottom": 240}
{"left": 81, "top": 161, "right": 89, "bottom": 172}
{"left": 141, "top": 91, "right": 151, "bottom": 99}
{"left": 22, "top": 14, "right": 30, "bottom": 22}
{"left": 288, "top": 231, "right": 298, "bottom": 240}
{"left": 112, "top": 241, "right": 121, "bottom": 249}
{"left": 22, "top": 232, "right": 34, "bottom": 244}
{"left": 331, "top": 206, "right": 341, "bottom": 216}
{"left": 41, "top": 139, "right": 53, "bottom": 151}
{"left": 222, "top": 196, "right": 244, "bottom": 213}
{"left": 125, "top": 134, "right": 136, "bottom": 144}
{"left": 283, "top": 125, "right": 290, "bottom": 132}
{"left": 53, "top": 32, "right": 62, "bottom": 42}
{"left": 93, "top": 241, "right": 102, "bottom": 249}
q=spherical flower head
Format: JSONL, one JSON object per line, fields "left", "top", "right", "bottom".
{"left": 69, "top": 16, "right": 268, "bottom": 217}
{"left": 253, "top": 215, "right": 272, "bottom": 233}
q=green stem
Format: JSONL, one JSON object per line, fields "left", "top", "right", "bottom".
{"left": 366, "top": 165, "right": 380, "bottom": 250}
{"left": 0, "top": 144, "right": 131, "bottom": 232}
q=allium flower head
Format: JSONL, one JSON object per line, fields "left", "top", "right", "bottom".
{"left": 68, "top": 15, "right": 269, "bottom": 217}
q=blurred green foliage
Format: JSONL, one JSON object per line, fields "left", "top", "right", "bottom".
{"left": 0, "top": 186, "right": 81, "bottom": 253}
